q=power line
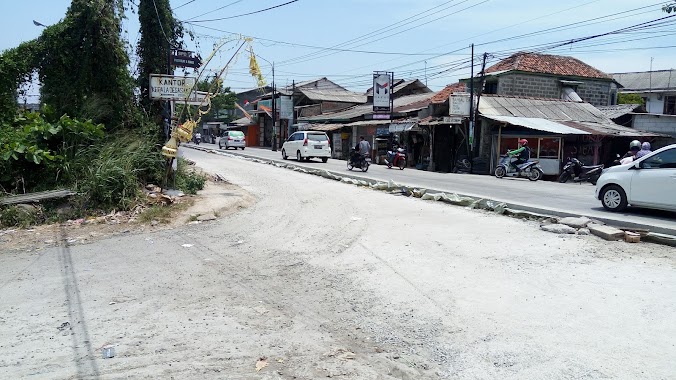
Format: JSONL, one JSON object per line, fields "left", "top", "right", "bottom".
{"left": 173, "top": 0, "right": 199, "bottom": 10}
{"left": 188, "top": 0, "right": 300, "bottom": 23}
{"left": 183, "top": 0, "right": 244, "bottom": 21}
{"left": 152, "top": 0, "right": 177, "bottom": 48}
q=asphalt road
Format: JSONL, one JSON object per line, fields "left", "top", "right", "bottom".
{"left": 187, "top": 143, "right": 676, "bottom": 234}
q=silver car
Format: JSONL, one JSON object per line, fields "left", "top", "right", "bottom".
{"left": 219, "top": 131, "right": 246, "bottom": 150}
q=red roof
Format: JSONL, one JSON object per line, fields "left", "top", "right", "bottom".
{"left": 431, "top": 82, "right": 466, "bottom": 104}
{"left": 485, "top": 52, "right": 610, "bottom": 80}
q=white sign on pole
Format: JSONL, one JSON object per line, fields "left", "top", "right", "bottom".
{"left": 182, "top": 91, "right": 210, "bottom": 106}
{"left": 373, "top": 73, "right": 391, "bottom": 111}
{"left": 449, "top": 93, "right": 471, "bottom": 116}
{"left": 150, "top": 74, "right": 196, "bottom": 100}
{"left": 280, "top": 96, "right": 293, "bottom": 120}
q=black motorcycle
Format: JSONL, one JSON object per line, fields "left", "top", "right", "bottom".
{"left": 347, "top": 151, "right": 370, "bottom": 172}
{"left": 558, "top": 157, "right": 603, "bottom": 185}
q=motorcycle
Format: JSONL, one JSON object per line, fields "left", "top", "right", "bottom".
{"left": 558, "top": 157, "right": 603, "bottom": 185}
{"left": 347, "top": 153, "right": 370, "bottom": 172}
{"left": 494, "top": 155, "right": 543, "bottom": 181}
{"left": 385, "top": 147, "right": 407, "bottom": 170}
{"left": 452, "top": 155, "right": 472, "bottom": 173}
{"left": 193, "top": 135, "right": 201, "bottom": 145}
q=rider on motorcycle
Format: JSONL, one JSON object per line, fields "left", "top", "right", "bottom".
{"left": 351, "top": 136, "right": 371, "bottom": 165}
{"left": 620, "top": 140, "right": 641, "bottom": 165}
{"left": 507, "top": 139, "right": 530, "bottom": 172}
{"left": 636, "top": 141, "right": 652, "bottom": 159}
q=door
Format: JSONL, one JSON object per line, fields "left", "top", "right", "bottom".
{"left": 285, "top": 132, "right": 298, "bottom": 153}
{"left": 629, "top": 148, "right": 676, "bottom": 210}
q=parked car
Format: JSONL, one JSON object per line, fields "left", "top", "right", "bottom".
{"left": 219, "top": 131, "right": 246, "bottom": 150}
{"left": 281, "top": 131, "right": 331, "bottom": 163}
{"left": 596, "top": 144, "right": 676, "bottom": 212}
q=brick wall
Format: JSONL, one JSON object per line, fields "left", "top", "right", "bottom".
{"left": 633, "top": 114, "right": 676, "bottom": 137}
{"left": 497, "top": 73, "right": 613, "bottom": 107}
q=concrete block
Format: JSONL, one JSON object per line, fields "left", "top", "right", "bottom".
{"left": 541, "top": 224, "right": 577, "bottom": 234}
{"left": 588, "top": 224, "right": 625, "bottom": 241}
{"left": 559, "top": 216, "right": 592, "bottom": 229}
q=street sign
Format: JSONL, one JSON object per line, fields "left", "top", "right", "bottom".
{"left": 372, "top": 114, "right": 391, "bottom": 120}
{"left": 171, "top": 50, "right": 202, "bottom": 69}
{"left": 443, "top": 116, "right": 463, "bottom": 124}
{"left": 181, "top": 91, "right": 211, "bottom": 106}
{"left": 150, "top": 74, "right": 196, "bottom": 100}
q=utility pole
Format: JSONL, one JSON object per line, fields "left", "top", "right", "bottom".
{"left": 468, "top": 43, "right": 475, "bottom": 172}
{"left": 271, "top": 62, "right": 277, "bottom": 151}
{"left": 474, "top": 52, "right": 489, "bottom": 160}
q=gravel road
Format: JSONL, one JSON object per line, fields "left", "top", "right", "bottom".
{"left": 1, "top": 147, "right": 675, "bottom": 379}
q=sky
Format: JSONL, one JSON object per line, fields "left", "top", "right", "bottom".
{"left": 1, "top": 0, "right": 675, "bottom": 96}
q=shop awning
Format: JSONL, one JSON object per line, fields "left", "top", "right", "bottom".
{"left": 483, "top": 115, "right": 590, "bottom": 135}
{"left": 389, "top": 122, "right": 419, "bottom": 133}
{"left": 308, "top": 123, "right": 344, "bottom": 132}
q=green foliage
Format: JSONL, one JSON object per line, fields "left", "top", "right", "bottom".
{"left": 0, "top": 0, "right": 135, "bottom": 128}
{"left": 177, "top": 78, "right": 237, "bottom": 123}
{"left": 0, "top": 205, "right": 42, "bottom": 228}
{"left": 664, "top": 1, "right": 676, "bottom": 13}
{"left": 0, "top": 112, "right": 105, "bottom": 189}
{"left": 137, "top": 0, "right": 184, "bottom": 122}
{"left": 175, "top": 158, "right": 206, "bottom": 195}
{"left": 617, "top": 93, "right": 645, "bottom": 106}
{"left": 78, "top": 132, "right": 164, "bottom": 210}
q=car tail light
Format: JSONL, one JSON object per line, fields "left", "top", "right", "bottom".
{"left": 303, "top": 138, "right": 308, "bottom": 146}
{"left": 228, "top": 137, "right": 233, "bottom": 140}
{"left": 327, "top": 138, "right": 330, "bottom": 147}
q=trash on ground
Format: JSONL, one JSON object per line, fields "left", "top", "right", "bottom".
{"left": 102, "top": 346, "right": 115, "bottom": 359}
{"left": 255, "top": 357, "right": 268, "bottom": 372}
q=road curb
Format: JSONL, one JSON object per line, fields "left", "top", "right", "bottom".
{"left": 185, "top": 145, "right": 676, "bottom": 240}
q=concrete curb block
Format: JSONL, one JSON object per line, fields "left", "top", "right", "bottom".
{"left": 186, "top": 145, "right": 676, "bottom": 246}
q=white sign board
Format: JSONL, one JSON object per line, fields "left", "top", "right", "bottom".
{"left": 280, "top": 96, "right": 293, "bottom": 120}
{"left": 373, "top": 73, "right": 392, "bottom": 111}
{"left": 443, "top": 116, "right": 463, "bottom": 124}
{"left": 150, "top": 74, "right": 196, "bottom": 100}
{"left": 181, "top": 91, "right": 210, "bottom": 106}
{"left": 449, "top": 93, "right": 471, "bottom": 116}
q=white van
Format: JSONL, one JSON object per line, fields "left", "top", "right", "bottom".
{"left": 281, "top": 131, "right": 331, "bottom": 163}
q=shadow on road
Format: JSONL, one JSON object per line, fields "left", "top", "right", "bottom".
{"left": 57, "top": 224, "right": 100, "bottom": 379}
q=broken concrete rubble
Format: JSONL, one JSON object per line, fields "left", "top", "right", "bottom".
{"left": 588, "top": 224, "right": 625, "bottom": 241}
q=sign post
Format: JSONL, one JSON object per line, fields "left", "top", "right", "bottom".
{"left": 170, "top": 50, "right": 202, "bottom": 69}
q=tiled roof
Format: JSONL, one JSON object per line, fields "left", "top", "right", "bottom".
{"left": 486, "top": 52, "right": 611, "bottom": 80}
{"left": 431, "top": 82, "right": 466, "bottom": 104}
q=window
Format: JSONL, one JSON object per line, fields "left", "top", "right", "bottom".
{"left": 307, "top": 133, "right": 328, "bottom": 141}
{"left": 484, "top": 82, "right": 498, "bottom": 95}
{"left": 641, "top": 149, "right": 676, "bottom": 169}
{"left": 295, "top": 133, "right": 305, "bottom": 141}
{"left": 229, "top": 131, "right": 244, "bottom": 137}
{"left": 538, "top": 138, "right": 560, "bottom": 159}
{"left": 663, "top": 96, "right": 676, "bottom": 115}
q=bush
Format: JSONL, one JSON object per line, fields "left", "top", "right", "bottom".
{"left": 0, "top": 205, "right": 42, "bottom": 228}
{"left": 77, "top": 132, "right": 164, "bottom": 210}
{"left": 175, "top": 158, "right": 206, "bottom": 195}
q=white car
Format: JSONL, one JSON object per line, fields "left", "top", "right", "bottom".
{"left": 219, "top": 131, "right": 246, "bottom": 150}
{"left": 281, "top": 131, "right": 331, "bottom": 163}
{"left": 596, "top": 144, "right": 676, "bottom": 212}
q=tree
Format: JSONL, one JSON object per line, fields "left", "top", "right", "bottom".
{"left": 0, "top": 0, "right": 135, "bottom": 127}
{"left": 664, "top": 1, "right": 676, "bottom": 13}
{"left": 176, "top": 78, "right": 237, "bottom": 124}
{"left": 137, "top": 0, "right": 184, "bottom": 123}
{"left": 617, "top": 93, "right": 645, "bottom": 106}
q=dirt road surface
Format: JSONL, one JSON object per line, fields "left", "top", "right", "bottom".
{"left": 1, "top": 147, "right": 675, "bottom": 379}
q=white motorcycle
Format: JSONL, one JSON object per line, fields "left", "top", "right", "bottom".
{"left": 494, "top": 155, "right": 543, "bottom": 181}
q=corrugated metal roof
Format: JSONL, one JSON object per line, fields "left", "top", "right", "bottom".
{"left": 479, "top": 96, "right": 608, "bottom": 123}
{"left": 596, "top": 104, "right": 642, "bottom": 119}
{"left": 300, "top": 92, "right": 435, "bottom": 122}
{"left": 307, "top": 123, "right": 344, "bottom": 131}
{"left": 612, "top": 70, "right": 676, "bottom": 91}
{"left": 480, "top": 95, "right": 662, "bottom": 137}
{"left": 299, "top": 88, "right": 367, "bottom": 103}
{"left": 484, "top": 115, "right": 590, "bottom": 135}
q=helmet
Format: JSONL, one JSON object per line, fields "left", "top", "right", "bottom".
{"left": 629, "top": 140, "right": 641, "bottom": 151}
{"left": 641, "top": 142, "right": 651, "bottom": 150}
{"left": 519, "top": 139, "right": 528, "bottom": 146}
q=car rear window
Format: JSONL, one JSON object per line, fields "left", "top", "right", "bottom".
{"left": 307, "top": 133, "right": 328, "bottom": 141}
{"left": 229, "top": 131, "right": 244, "bottom": 137}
